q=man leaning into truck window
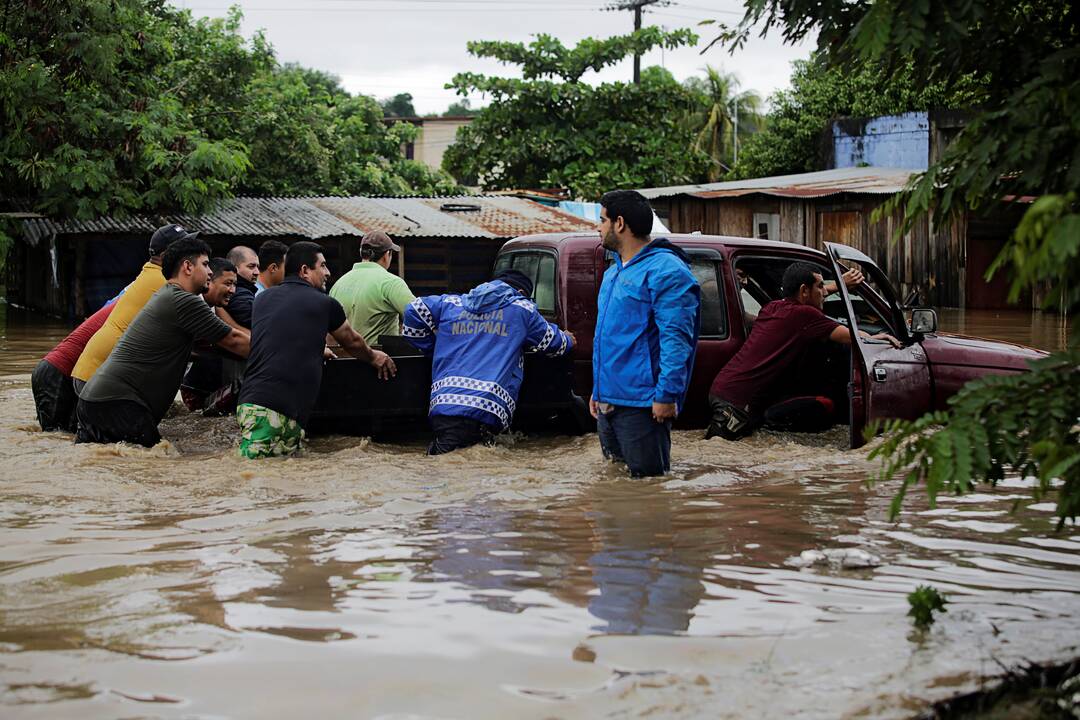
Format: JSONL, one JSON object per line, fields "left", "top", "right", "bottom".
{"left": 706, "top": 262, "right": 900, "bottom": 441}
{"left": 590, "top": 190, "right": 701, "bottom": 478}
{"left": 402, "top": 268, "right": 575, "bottom": 455}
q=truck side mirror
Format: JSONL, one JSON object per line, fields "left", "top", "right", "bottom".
{"left": 910, "top": 308, "right": 938, "bottom": 334}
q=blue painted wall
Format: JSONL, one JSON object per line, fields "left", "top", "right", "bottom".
{"left": 831, "top": 111, "right": 929, "bottom": 170}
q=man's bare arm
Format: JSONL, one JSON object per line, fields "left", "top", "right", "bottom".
{"left": 330, "top": 321, "right": 396, "bottom": 379}
{"left": 215, "top": 307, "right": 250, "bottom": 335}
{"left": 829, "top": 325, "right": 902, "bottom": 348}
{"left": 215, "top": 328, "right": 250, "bottom": 358}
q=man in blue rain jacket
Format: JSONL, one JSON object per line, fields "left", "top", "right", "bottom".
{"left": 403, "top": 269, "right": 575, "bottom": 455}
{"left": 591, "top": 189, "right": 700, "bottom": 477}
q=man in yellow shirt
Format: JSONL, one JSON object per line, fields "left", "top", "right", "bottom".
{"left": 72, "top": 224, "right": 200, "bottom": 393}
{"left": 329, "top": 231, "right": 415, "bottom": 346}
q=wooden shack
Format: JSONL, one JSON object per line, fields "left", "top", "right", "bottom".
{"left": 7, "top": 196, "right": 595, "bottom": 318}
{"left": 642, "top": 167, "right": 1023, "bottom": 310}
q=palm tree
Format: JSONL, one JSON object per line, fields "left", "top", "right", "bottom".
{"left": 684, "top": 67, "right": 763, "bottom": 182}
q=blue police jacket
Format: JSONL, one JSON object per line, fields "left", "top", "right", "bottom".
{"left": 592, "top": 238, "right": 700, "bottom": 410}
{"left": 403, "top": 280, "right": 574, "bottom": 429}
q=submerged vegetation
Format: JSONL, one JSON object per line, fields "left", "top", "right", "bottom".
{"left": 907, "top": 585, "right": 948, "bottom": 629}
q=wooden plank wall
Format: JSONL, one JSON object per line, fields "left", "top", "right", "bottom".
{"left": 778, "top": 199, "right": 809, "bottom": 245}
{"left": 667, "top": 197, "right": 754, "bottom": 236}
{"left": 390, "top": 237, "right": 501, "bottom": 296}
{"left": 665, "top": 193, "right": 968, "bottom": 308}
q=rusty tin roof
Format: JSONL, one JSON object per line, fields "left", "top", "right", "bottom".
{"left": 638, "top": 167, "right": 918, "bottom": 201}
{"left": 15, "top": 196, "right": 595, "bottom": 247}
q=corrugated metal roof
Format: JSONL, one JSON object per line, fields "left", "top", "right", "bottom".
{"left": 14, "top": 195, "right": 596, "bottom": 246}
{"left": 638, "top": 167, "right": 918, "bottom": 200}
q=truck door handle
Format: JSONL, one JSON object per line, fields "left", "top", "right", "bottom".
{"left": 873, "top": 366, "right": 887, "bottom": 382}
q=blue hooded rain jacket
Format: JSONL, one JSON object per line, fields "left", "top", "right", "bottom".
{"left": 592, "top": 238, "right": 700, "bottom": 410}
{"left": 403, "top": 280, "right": 574, "bottom": 429}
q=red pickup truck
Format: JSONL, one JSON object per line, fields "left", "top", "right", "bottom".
{"left": 312, "top": 233, "right": 1045, "bottom": 447}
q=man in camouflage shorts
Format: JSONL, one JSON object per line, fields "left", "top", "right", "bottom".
{"left": 236, "top": 403, "right": 305, "bottom": 459}
{"left": 236, "top": 241, "right": 395, "bottom": 459}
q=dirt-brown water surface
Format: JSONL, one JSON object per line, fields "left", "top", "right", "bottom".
{"left": 1, "top": 304, "right": 1077, "bottom": 718}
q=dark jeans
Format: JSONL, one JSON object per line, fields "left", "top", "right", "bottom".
{"left": 31, "top": 359, "right": 78, "bottom": 432}
{"left": 597, "top": 405, "right": 671, "bottom": 477}
{"left": 428, "top": 414, "right": 497, "bottom": 455}
{"left": 75, "top": 398, "right": 161, "bottom": 448}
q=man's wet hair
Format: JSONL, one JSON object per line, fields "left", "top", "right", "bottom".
{"left": 161, "top": 237, "right": 213, "bottom": 280}
{"left": 782, "top": 262, "right": 822, "bottom": 298}
{"left": 285, "top": 241, "right": 325, "bottom": 276}
{"left": 599, "top": 189, "right": 654, "bottom": 238}
{"left": 209, "top": 257, "right": 236, "bottom": 278}
{"left": 258, "top": 240, "right": 288, "bottom": 269}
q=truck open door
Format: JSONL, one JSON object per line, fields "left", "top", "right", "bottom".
{"left": 824, "top": 243, "right": 932, "bottom": 448}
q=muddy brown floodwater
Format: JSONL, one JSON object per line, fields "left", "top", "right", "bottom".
{"left": 1, "top": 302, "right": 1076, "bottom": 718}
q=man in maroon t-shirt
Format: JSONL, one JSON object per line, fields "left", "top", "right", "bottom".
{"left": 706, "top": 262, "right": 899, "bottom": 440}
{"left": 31, "top": 301, "right": 117, "bottom": 432}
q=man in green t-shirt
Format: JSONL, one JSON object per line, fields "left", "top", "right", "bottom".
{"left": 329, "top": 230, "right": 415, "bottom": 346}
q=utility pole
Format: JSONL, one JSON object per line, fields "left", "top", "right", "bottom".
{"left": 604, "top": 0, "right": 670, "bottom": 84}
{"left": 732, "top": 98, "right": 739, "bottom": 167}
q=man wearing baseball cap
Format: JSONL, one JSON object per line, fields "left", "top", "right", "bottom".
{"left": 72, "top": 223, "right": 198, "bottom": 392}
{"left": 329, "top": 230, "right": 415, "bottom": 346}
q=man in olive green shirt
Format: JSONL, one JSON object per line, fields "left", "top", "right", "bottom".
{"left": 329, "top": 230, "right": 415, "bottom": 346}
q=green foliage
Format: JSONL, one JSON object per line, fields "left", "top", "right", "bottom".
{"left": 682, "top": 67, "right": 763, "bottom": 182}
{"left": 0, "top": 1, "right": 459, "bottom": 229}
{"left": 731, "top": 56, "right": 984, "bottom": 179}
{"left": 868, "top": 352, "right": 1080, "bottom": 525}
{"left": 907, "top": 585, "right": 948, "bottom": 629}
{"left": 381, "top": 92, "right": 416, "bottom": 118}
{"left": 713, "top": 0, "right": 1079, "bottom": 519}
{"left": 0, "top": 0, "right": 249, "bottom": 219}
{"left": 443, "top": 99, "right": 481, "bottom": 117}
{"left": 442, "top": 30, "right": 709, "bottom": 199}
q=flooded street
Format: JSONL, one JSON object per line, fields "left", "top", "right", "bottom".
{"left": 1, "top": 304, "right": 1076, "bottom": 718}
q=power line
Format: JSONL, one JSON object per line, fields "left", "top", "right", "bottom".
{"left": 186, "top": 3, "right": 607, "bottom": 11}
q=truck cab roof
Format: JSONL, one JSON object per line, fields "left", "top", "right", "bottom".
{"left": 500, "top": 232, "right": 825, "bottom": 258}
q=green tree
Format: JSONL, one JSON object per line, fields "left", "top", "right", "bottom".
{"left": 442, "top": 29, "right": 709, "bottom": 199}
{"left": 0, "top": 2, "right": 460, "bottom": 261}
{"left": 0, "top": 0, "right": 250, "bottom": 225}
{"left": 683, "top": 66, "right": 763, "bottom": 182}
{"left": 158, "top": 11, "right": 459, "bottom": 196}
{"left": 731, "top": 56, "right": 984, "bottom": 179}
{"left": 381, "top": 92, "right": 416, "bottom": 118}
{"left": 712, "top": 1, "right": 1079, "bottom": 522}
{"left": 443, "top": 99, "right": 482, "bottom": 117}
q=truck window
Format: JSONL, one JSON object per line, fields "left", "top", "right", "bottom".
{"left": 492, "top": 250, "right": 557, "bottom": 319}
{"left": 690, "top": 259, "right": 727, "bottom": 339}
{"left": 534, "top": 254, "right": 556, "bottom": 316}
{"left": 735, "top": 256, "right": 898, "bottom": 337}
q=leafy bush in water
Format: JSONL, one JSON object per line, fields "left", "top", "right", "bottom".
{"left": 869, "top": 353, "right": 1080, "bottom": 526}
{"left": 907, "top": 585, "right": 948, "bottom": 629}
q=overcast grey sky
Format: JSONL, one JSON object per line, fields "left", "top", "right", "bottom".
{"left": 175, "top": 0, "right": 816, "bottom": 115}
